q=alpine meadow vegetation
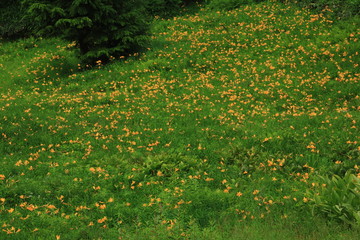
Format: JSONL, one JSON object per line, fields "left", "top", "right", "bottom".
{"left": 0, "top": 0, "right": 359, "bottom": 239}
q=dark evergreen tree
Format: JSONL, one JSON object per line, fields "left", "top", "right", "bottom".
{"left": 0, "top": 0, "right": 34, "bottom": 39}
{"left": 23, "top": 0, "right": 150, "bottom": 64}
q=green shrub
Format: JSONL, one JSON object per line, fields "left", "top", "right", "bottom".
{"left": 23, "top": 0, "right": 150, "bottom": 64}
{"left": 306, "top": 172, "right": 360, "bottom": 227}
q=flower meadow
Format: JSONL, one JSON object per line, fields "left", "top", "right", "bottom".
{"left": 0, "top": 1, "right": 360, "bottom": 239}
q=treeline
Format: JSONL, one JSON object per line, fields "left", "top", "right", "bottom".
{"left": 0, "top": 0, "right": 200, "bottom": 64}
{"left": 0, "top": 0, "right": 197, "bottom": 41}
{"left": 1, "top": 0, "right": 358, "bottom": 64}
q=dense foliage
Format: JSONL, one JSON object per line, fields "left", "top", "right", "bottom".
{"left": 307, "top": 172, "right": 360, "bottom": 227}
{"left": 0, "top": 0, "right": 33, "bottom": 39}
{"left": 289, "top": 0, "right": 360, "bottom": 19}
{"left": 146, "top": 0, "right": 184, "bottom": 17}
{"left": 146, "top": 0, "right": 204, "bottom": 17}
{"left": 23, "top": 0, "right": 150, "bottom": 64}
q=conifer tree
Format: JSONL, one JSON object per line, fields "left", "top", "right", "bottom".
{"left": 23, "top": 0, "right": 150, "bottom": 64}
{"left": 0, "top": 0, "right": 33, "bottom": 39}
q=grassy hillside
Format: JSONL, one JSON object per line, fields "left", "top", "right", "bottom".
{"left": 1, "top": 1, "right": 359, "bottom": 239}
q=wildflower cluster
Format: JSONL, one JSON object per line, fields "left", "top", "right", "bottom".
{"left": 0, "top": 1, "right": 359, "bottom": 239}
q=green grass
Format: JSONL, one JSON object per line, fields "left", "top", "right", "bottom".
{"left": 1, "top": 1, "right": 360, "bottom": 239}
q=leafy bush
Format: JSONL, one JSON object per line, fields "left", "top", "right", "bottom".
{"left": 23, "top": 0, "right": 150, "bottom": 64}
{"left": 306, "top": 172, "right": 360, "bottom": 227}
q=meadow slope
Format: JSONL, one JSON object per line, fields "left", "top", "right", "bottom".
{"left": 0, "top": 2, "right": 359, "bottom": 239}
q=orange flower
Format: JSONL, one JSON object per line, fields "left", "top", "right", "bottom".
{"left": 97, "top": 217, "right": 107, "bottom": 223}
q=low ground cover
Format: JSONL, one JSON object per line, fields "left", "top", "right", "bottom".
{"left": 0, "top": 1, "right": 359, "bottom": 239}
